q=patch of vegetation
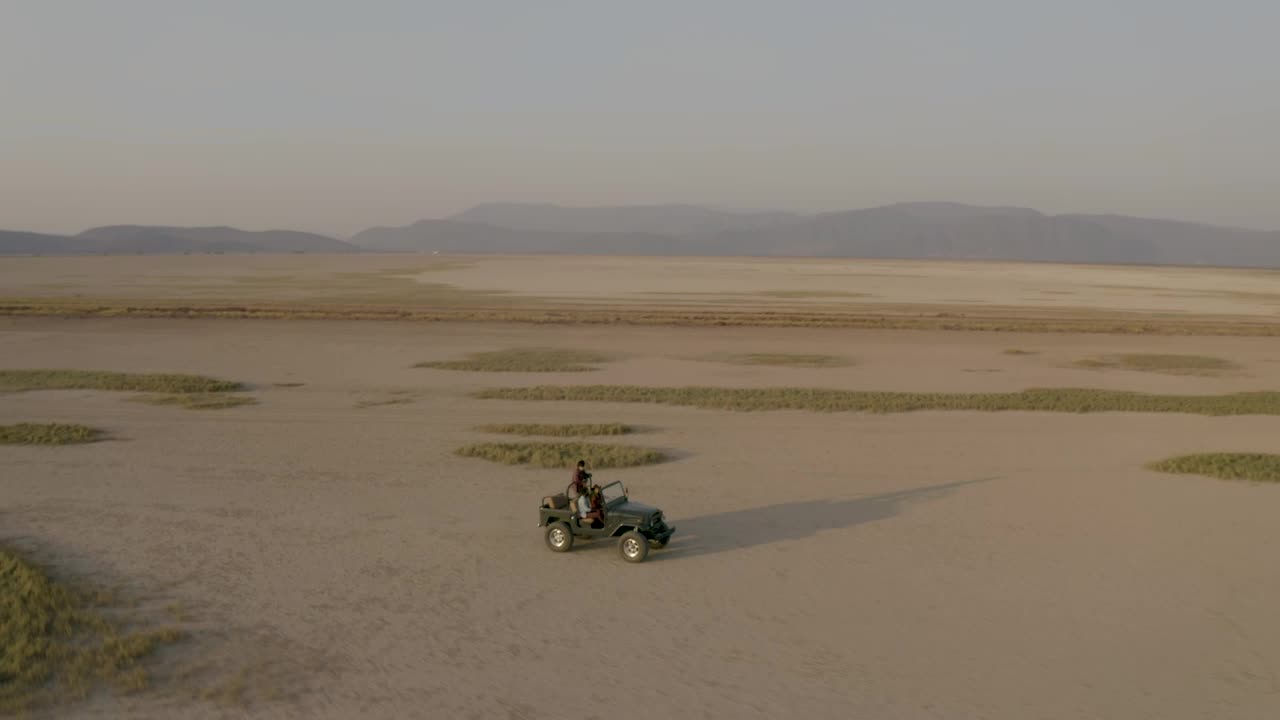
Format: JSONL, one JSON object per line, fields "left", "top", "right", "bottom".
{"left": 165, "top": 603, "right": 191, "bottom": 623}
{"left": 354, "top": 397, "right": 415, "bottom": 409}
{"left": 474, "top": 385, "right": 1280, "bottom": 416}
{"left": 130, "top": 393, "right": 258, "bottom": 410}
{"left": 0, "top": 546, "right": 183, "bottom": 714}
{"left": 711, "top": 353, "right": 852, "bottom": 368}
{"left": 455, "top": 442, "right": 665, "bottom": 468}
{"left": 1003, "top": 348, "right": 1038, "bottom": 355}
{"left": 1148, "top": 453, "right": 1280, "bottom": 483}
{"left": 754, "top": 290, "right": 870, "bottom": 299}
{"left": 0, "top": 369, "right": 243, "bottom": 394}
{"left": 475, "top": 423, "right": 634, "bottom": 437}
{"left": 4, "top": 301, "right": 1280, "bottom": 336}
{"left": 415, "top": 347, "right": 611, "bottom": 372}
{"left": 0, "top": 423, "right": 104, "bottom": 445}
{"left": 272, "top": 382, "right": 305, "bottom": 388}
{"left": 1074, "top": 353, "right": 1236, "bottom": 375}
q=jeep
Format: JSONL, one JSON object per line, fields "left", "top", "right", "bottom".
{"left": 538, "top": 480, "right": 675, "bottom": 563}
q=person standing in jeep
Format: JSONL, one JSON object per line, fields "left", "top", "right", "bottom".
{"left": 569, "top": 459, "right": 591, "bottom": 507}
{"left": 571, "top": 460, "right": 591, "bottom": 493}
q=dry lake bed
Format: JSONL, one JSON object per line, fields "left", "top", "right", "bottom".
{"left": 2, "top": 255, "right": 1280, "bottom": 719}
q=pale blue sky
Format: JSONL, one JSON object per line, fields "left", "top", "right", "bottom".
{"left": 2, "top": 0, "right": 1277, "bottom": 235}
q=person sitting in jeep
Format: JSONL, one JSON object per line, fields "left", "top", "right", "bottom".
{"left": 579, "top": 483, "right": 606, "bottom": 528}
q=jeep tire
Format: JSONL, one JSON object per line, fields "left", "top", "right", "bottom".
{"left": 545, "top": 522, "right": 574, "bottom": 553}
{"left": 618, "top": 531, "right": 649, "bottom": 563}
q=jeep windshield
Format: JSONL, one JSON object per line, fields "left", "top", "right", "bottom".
{"left": 600, "top": 481, "right": 627, "bottom": 507}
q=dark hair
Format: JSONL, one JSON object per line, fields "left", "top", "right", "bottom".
{"left": 577, "top": 460, "right": 585, "bottom": 467}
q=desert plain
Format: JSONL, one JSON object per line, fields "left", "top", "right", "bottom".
{"left": 3, "top": 254, "right": 1280, "bottom": 719}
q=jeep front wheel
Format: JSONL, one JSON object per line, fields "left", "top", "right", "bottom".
{"left": 545, "top": 522, "right": 573, "bottom": 553}
{"left": 618, "top": 531, "right": 649, "bottom": 563}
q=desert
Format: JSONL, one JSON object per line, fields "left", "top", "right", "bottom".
{"left": 3, "top": 254, "right": 1280, "bottom": 719}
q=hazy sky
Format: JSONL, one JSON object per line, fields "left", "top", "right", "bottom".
{"left": 3, "top": 1, "right": 1278, "bottom": 237}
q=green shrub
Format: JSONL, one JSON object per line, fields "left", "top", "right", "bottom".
{"left": 0, "top": 423, "right": 103, "bottom": 445}
{"left": 455, "top": 442, "right": 665, "bottom": 468}
{"left": 416, "top": 348, "right": 611, "bottom": 372}
{"left": 0, "top": 547, "right": 183, "bottom": 713}
{"left": 475, "top": 423, "right": 633, "bottom": 437}
{"left": 130, "top": 394, "right": 258, "bottom": 410}
{"left": 0, "top": 369, "right": 242, "bottom": 393}
{"left": 711, "top": 353, "right": 851, "bottom": 368}
{"left": 474, "top": 385, "right": 1280, "bottom": 416}
{"left": 1074, "top": 353, "right": 1235, "bottom": 374}
{"left": 1148, "top": 453, "right": 1280, "bottom": 482}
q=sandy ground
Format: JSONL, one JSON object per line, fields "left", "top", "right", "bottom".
{"left": 3, "top": 315, "right": 1280, "bottom": 719}
{"left": 427, "top": 255, "right": 1280, "bottom": 317}
{"left": 3, "top": 254, "right": 1280, "bottom": 319}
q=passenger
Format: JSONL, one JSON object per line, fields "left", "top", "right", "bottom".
{"left": 580, "top": 484, "right": 606, "bottom": 528}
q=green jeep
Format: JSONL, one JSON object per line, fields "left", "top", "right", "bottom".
{"left": 539, "top": 480, "right": 675, "bottom": 563}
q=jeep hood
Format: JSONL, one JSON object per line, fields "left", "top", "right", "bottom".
{"left": 612, "top": 501, "right": 661, "bottom": 517}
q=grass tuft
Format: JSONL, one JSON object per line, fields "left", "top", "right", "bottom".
{"left": 710, "top": 353, "right": 851, "bottom": 368}
{"left": 129, "top": 394, "right": 258, "bottom": 410}
{"left": 0, "top": 369, "right": 243, "bottom": 393}
{"left": 455, "top": 442, "right": 665, "bottom": 468}
{"left": 1074, "top": 353, "right": 1236, "bottom": 375}
{"left": 1003, "top": 348, "right": 1038, "bottom": 355}
{"left": 1147, "top": 453, "right": 1280, "bottom": 483}
{"left": 475, "top": 423, "right": 633, "bottom": 437}
{"left": 474, "top": 385, "right": 1280, "bottom": 416}
{"left": 0, "top": 423, "right": 104, "bottom": 445}
{"left": 0, "top": 547, "right": 183, "bottom": 714}
{"left": 416, "top": 347, "right": 611, "bottom": 372}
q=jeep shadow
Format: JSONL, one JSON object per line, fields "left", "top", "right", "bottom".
{"left": 652, "top": 477, "right": 993, "bottom": 561}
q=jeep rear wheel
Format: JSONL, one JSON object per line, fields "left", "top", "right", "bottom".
{"left": 618, "top": 531, "right": 649, "bottom": 563}
{"left": 545, "top": 522, "right": 573, "bottom": 552}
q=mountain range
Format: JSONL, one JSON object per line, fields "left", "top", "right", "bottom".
{"left": 0, "top": 225, "right": 354, "bottom": 256}
{"left": 4, "top": 203, "right": 1279, "bottom": 268}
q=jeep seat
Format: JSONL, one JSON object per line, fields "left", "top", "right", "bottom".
{"left": 542, "top": 493, "right": 569, "bottom": 510}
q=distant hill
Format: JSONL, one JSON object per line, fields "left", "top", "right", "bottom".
{"left": 452, "top": 203, "right": 803, "bottom": 236}
{"left": 0, "top": 230, "right": 88, "bottom": 255}
{"left": 709, "top": 203, "right": 1280, "bottom": 266}
{"left": 4, "top": 204, "right": 1279, "bottom": 267}
{"left": 0, "top": 226, "right": 354, "bottom": 255}
{"left": 350, "top": 202, "right": 1280, "bottom": 268}
{"left": 77, "top": 226, "right": 356, "bottom": 254}
{"left": 351, "top": 219, "right": 684, "bottom": 255}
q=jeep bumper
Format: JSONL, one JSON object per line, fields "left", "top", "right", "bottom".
{"left": 648, "top": 524, "right": 675, "bottom": 546}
